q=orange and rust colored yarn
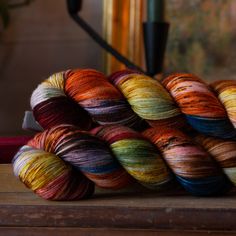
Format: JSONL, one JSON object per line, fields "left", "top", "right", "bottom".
{"left": 108, "top": 71, "right": 185, "bottom": 129}
{"left": 31, "top": 69, "right": 236, "bottom": 139}
{"left": 31, "top": 69, "right": 142, "bottom": 129}
{"left": 162, "top": 73, "right": 236, "bottom": 139}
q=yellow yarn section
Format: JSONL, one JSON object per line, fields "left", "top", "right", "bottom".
{"left": 116, "top": 74, "right": 180, "bottom": 120}
{"left": 224, "top": 168, "right": 236, "bottom": 185}
{"left": 30, "top": 72, "right": 66, "bottom": 108}
{"left": 110, "top": 139, "right": 171, "bottom": 185}
{"left": 42, "top": 72, "right": 65, "bottom": 90}
{"left": 218, "top": 87, "right": 236, "bottom": 128}
{"left": 16, "top": 149, "right": 71, "bottom": 191}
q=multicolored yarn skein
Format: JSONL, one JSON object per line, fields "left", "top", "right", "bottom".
{"left": 30, "top": 69, "right": 236, "bottom": 140}
{"left": 13, "top": 124, "right": 172, "bottom": 200}
{"left": 31, "top": 69, "right": 143, "bottom": 130}
{"left": 13, "top": 124, "right": 236, "bottom": 200}
{"left": 19, "top": 68, "right": 236, "bottom": 200}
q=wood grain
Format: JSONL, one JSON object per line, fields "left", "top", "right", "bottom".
{"left": 0, "top": 191, "right": 236, "bottom": 232}
{"left": 1, "top": 228, "right": 236, "bottom": 236}
{"left": 1, "top": 164, "right": 236, "bottom": 234}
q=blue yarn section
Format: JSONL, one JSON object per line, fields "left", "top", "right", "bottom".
{"left": 79, "top": 162, "right": 120, "bottom": 174}
{"left": 186, "top": 115, "right": 236, "bottom": 139}
{"left": 176, "top": 175, "right": 232, "bottom": 196}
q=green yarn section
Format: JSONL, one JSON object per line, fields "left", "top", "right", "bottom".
{"left": 110, "top": 139, "right": 171, "bottom": 186}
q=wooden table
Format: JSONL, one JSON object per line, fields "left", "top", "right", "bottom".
{"left": 1, "top": 164, "right": 236, "bottom": 236}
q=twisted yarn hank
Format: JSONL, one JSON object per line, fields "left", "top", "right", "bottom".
{"left": 13, "top": 123, "right": 235, "bottom": 200}
{"left": 30, "top": 69, "right": 236, "bottom": 140}
{"left": 18, "top": 68, "right": 236, "bottom": 200}
{"left": 27, "top": 125, "right": 132, "bottom": 190}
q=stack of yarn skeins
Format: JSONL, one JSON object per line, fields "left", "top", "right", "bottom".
{"left": 13, "top": 69, "right": 236, "bottom": 200}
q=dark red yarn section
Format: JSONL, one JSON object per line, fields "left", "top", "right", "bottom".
{"left": 92, "top": 125, "right": 145, "bottom": 144}
{"left": 33, "top": 97, "right": 92, "bottom": 130}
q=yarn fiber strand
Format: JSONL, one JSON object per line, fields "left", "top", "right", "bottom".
{"left": 143, "top": 127, "right": 231, "bottom": 196}
{"left": 31, "top": 69, "right": 236, "bottom": 140}
{"left": 19, "top": 68, "right": 236, "bottom": 200}
{"left": 162, "top": 73, "right": 236, "bottom": 139}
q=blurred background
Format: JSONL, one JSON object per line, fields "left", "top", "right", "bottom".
{"left": 0, "top": 0, "right": 235, "bottom": 135}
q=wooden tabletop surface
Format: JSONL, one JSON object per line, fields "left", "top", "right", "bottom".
{"left": 1, "top": 164, "right": 236, "bottom": 235}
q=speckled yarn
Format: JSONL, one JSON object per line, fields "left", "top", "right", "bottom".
{"left": 23, "top": 68, "right": 236, "bottom": 199}
{"left": 31, "top": 69, "right": 236, "bottom": 139}
{"left": 13, "top": 124, "right": 172, "bottom": 200}
{"left": 162, "top": 74, "right": 236, "bottom": 139}
{"left": 30, "top": 72, "right": 92, "bottom": 130}
{"left": 14, "top": 123, "right": 236, "bottom": 200}
{"left": 143, "top": 127, "right": 231, "bottom": 196}
{"left": 31, "top": 69, "right": 142, "bottom": 129}
{"left": 91, "top": 125, "right": 172, "bottom": 188}
{"left": 195, "top": 134, "right": 236, "bottom": 186}
{"left": 109, "top": 71, "right": 186, "bottom": 128}
{"left": 211, "top": 80, "right": 236, "bottom": 129}
{"left": 13, "top": 145, "right": 94, "bottom": 200}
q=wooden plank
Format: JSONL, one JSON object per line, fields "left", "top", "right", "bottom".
{"left": 0, "top": 227, "right": 235, "bottom": 236}
{"left": 1, "top": 164, "right": 236, "bottom": 232}
{"left": 0, "top": 164, "right": 29, "bottom": 192}
{"left": 0, "top": 191, "right": 236, "bottom": 231}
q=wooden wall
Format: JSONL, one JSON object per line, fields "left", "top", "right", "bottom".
{"left": 0, "top": 0, "right": 103, "bottom": 135}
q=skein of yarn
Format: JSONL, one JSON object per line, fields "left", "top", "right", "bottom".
{"left": 13, "top": 124, "right": 175, "bottom": 200}
{"left": 18, "top": 68, "right": 236, "bottom": 200}
{"left": 13, "top": 145, "right": 95, "bottom": 201}
{"left": 30, "top": 69, "right": 236, "bottom": 139}
{"left": 13, "top": 124, "right": 234, "bottom": 200}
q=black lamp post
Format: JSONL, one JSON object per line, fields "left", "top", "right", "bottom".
{"left": 67, "top": 0, "right": 169, "bottom": 77}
